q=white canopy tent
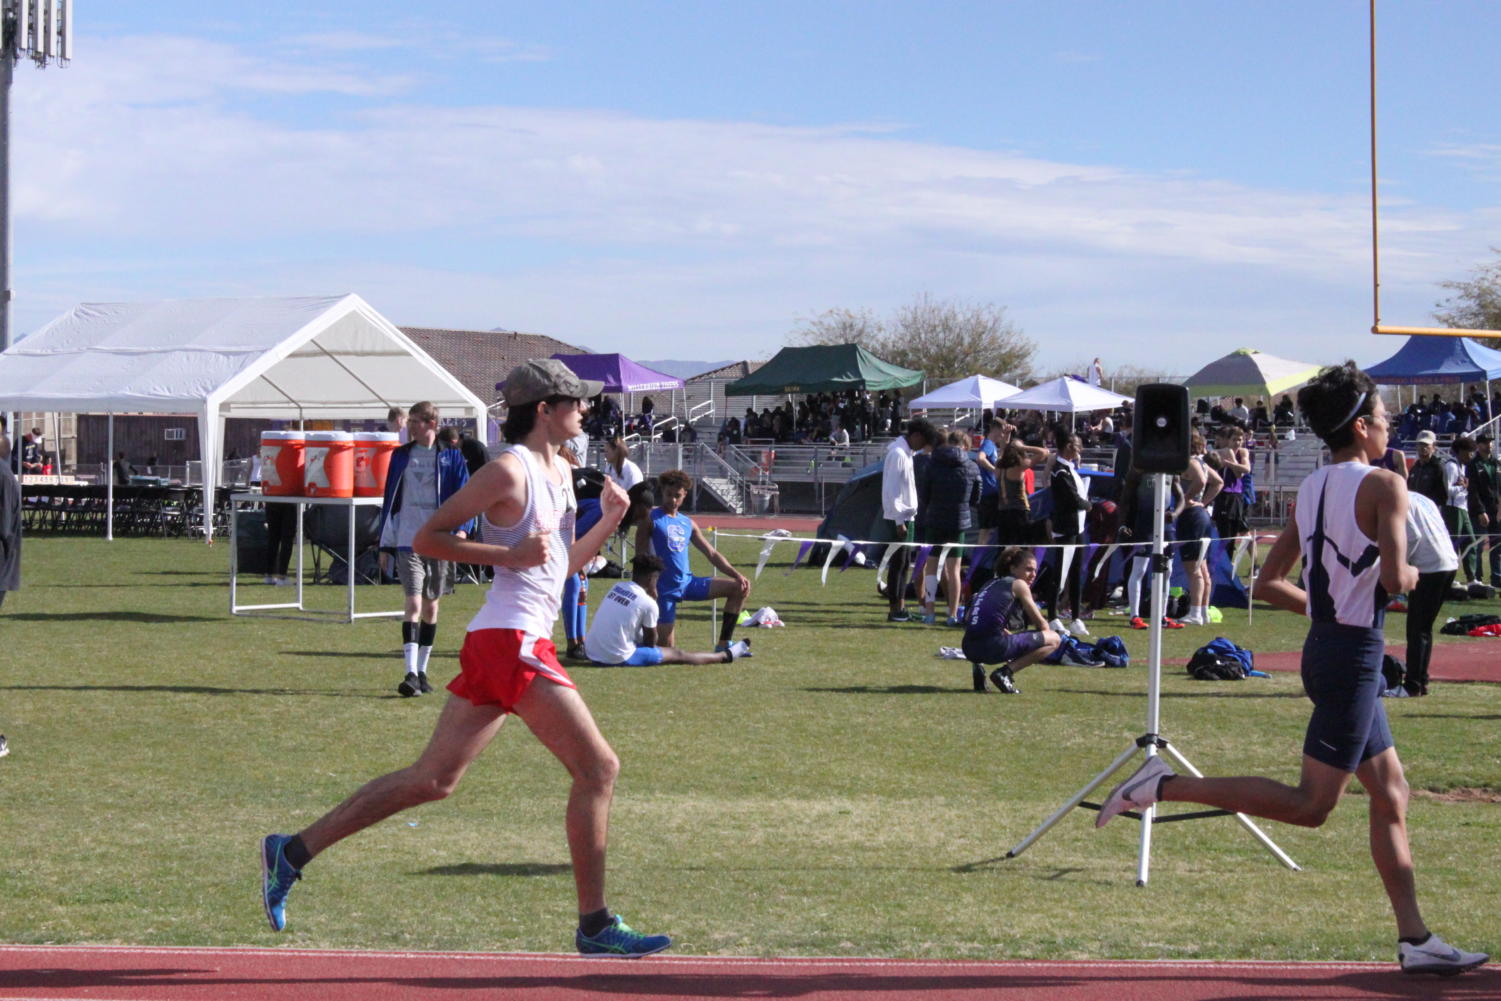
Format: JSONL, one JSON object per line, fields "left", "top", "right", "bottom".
{"left": 908, "top": 374, "right": 1022, "bottom": 410}
{"left": 995, "top": 376, "right": 1131, "bottom": 415}
{"left": 0, "top": 294, "right": 487, "bottom": 539}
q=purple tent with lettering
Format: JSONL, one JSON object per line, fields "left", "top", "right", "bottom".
{"left": 548, "top": 353, "right": 684, "bottom": 394}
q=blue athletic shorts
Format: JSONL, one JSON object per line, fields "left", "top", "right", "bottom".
{"left": 657, "top": 575, "right": 714, "bottom": 624}
{"left": 595, "top": 646, "right": 665, "bottom": 667}
{"left": 1300, "top": 622, "right": 1393, "bottom": 771}
{"left": 1175, "top": 505, "right": 1213, "bottom": 562}
{"left": 962, "top": 630, "right": 1047, "bottom": 667}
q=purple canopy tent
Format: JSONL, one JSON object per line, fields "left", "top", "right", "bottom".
{"left": 549, "top": 353, "right": 684, "bottom": 394}
{"left": 490, "top": 353, "right": 687, "bottom": 437}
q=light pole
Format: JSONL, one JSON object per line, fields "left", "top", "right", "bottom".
{"left": 1, "top": 1, "right": 71, "bottom": 459}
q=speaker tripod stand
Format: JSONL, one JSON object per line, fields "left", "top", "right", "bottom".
{"left": 1005, "top": 471, "right": 1300, "bottom": 885}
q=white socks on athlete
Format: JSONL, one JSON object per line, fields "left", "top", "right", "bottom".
{"left": 1126, "top": 557, "right": 1149, "bottom": 617}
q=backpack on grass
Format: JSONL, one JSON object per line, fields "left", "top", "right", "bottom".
{"left": 1186, "top": 637, "right": 1254, "bottom": 681}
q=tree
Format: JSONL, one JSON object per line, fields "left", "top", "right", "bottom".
{"left": 1435, "top": 248, "right": 1501, "bottom": 333}
{"left": 788, "top": 293, "right": 1037, "bottom": 385}
{"left": 789, "top": 307, "right": 883, "bottom": 350}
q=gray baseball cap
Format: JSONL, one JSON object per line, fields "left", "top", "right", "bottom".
{"left": 501, "top": 358, "right": 603, "bottom": 408}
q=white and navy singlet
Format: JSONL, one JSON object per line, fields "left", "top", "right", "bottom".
{"left": 1294, "top": 461, "right": 1386, "bottom": 629}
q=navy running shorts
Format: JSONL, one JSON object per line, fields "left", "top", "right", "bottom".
{"left": 962, "top": 629, "right": 1047, "bottom": 667}
{"left": 1176, "top": 505, "right": 1213, "bottom": 563}
{"left": 1300, "top": 622, "right": 1394, "bottom": 771}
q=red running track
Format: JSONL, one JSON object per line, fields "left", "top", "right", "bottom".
{"left": 1, "top": 945, "right": 1496, "bottom": 1001}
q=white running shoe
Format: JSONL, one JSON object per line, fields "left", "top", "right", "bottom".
{"left": 1399, "top": 933, "right": 1489, "bottom": 976}
{"left": 726, "top": 639, "right": 753, "bottom": 661}
{"left": 1069, "top": 618, "right": 1091, "bottom": 637}
{"left": 1048, "top": 618, "right": 1067, "bottom": 635}
{"left": 1095, "top": 755, "right": 1175, "bottom": 828}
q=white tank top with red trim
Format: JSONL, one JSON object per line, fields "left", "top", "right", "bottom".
{"left": 466, "top": 444, "right": 576, "bottom": 637}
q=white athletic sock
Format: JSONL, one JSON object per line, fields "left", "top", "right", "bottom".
{"left": 923, "top": 574, "right": 939, "bottom": 604}
{"left": 1126, "top": 557, "right": 1149, "bottom": 617}
{"left": 403, "top": 643, "right": 419, "bottom": 674}
{"left": 416, "top": 644, "right": 433, "bottom": 674}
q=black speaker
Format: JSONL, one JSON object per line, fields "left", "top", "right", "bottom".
{"left": 1133, "top": 383, "right": 1190, "bottom": 474}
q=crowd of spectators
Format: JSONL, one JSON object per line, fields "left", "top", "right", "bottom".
{"left": 1395, "top": 390, "right": 1499, "bottom": 441}
{"left": 717, "top": 390, "right": 907, "bottom": 447}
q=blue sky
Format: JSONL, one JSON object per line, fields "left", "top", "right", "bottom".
{"left": 11, "top": 1, "right": 1501, "bottom": 376}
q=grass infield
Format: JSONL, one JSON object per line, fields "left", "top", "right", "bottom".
{"left": 2, "top": 534, "right": 1499, "bottom": 961}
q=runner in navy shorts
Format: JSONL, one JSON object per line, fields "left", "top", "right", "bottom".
{"left": 1096, "top": 363, "right": 1488, "bottom": 976}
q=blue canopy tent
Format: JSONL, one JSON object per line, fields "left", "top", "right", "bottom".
{"left": 1366, "top": 335, "right": 1501, "bottom": 421}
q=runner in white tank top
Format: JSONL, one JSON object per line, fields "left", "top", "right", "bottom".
{"left": 468, "top": 443, "right": 577, "bottom": 637}
{"left": 1095, "top": 366, "right": 1487, "bottom": 976}
{"left": 258, "top": 359, "right": 673, "bottom": 959}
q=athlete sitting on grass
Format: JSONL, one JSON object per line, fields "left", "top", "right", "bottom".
{"left": 961, "top": 546, "right": 1060, "bottom": 694}
{"left": 584, "top": 554, "right": 751, "bottom": 667}
{"left": 1097, "top": 361, "right": 1488, "bottom": 977}
{"left": 635, "top": 469, "right": 750, "bottom": 652}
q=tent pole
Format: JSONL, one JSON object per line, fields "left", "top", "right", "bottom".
{"left": 106, "top": 412, "right": 115, "bottom": 541}
{"left": 199, "top": 403, "right": 219, "bottom": 543}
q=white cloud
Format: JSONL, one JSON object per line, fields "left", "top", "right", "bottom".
{"left": 8, "top": 32, "right": 1498, "bottom": 368}
{"left": 288, "top": 29, "right": 550, "bottom": 63}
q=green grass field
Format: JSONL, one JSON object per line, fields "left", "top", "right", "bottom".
{"left": 3, "top": 533, "right": 1500, "bottom": 961}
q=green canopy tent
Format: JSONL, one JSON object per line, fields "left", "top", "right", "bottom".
{"left": 724, "top": 344, "right": 923, "bottom": 396}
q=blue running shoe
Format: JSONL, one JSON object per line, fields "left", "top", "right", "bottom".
{"left": 260, "top": 834, "right": 302, "bottom": 931}
{"left": 576, "top": 915, "right": 672, "bottom": 957}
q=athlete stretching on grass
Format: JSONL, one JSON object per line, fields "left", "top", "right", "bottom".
{"left": 635, "top": 468, "right": 750, "bottom": 652}
{"left": 260, "top": 358, "right": 671, "bottom": 957}
{"left": 1097, "top": 362, "right": 1487, "bottom": 977}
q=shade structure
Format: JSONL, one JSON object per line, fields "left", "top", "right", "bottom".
{"left": 995, "top": 376, "right": 1130, "bottom": 414}
{"left": 724, "top": 344, "right": 923, "bottom": 396}
{"left": 908, "top": 374, "right": 1022, "bottom": 410}
{"left": 541, "top": 353, "right": 684, "bottom": 394}
{"left": 1183, "top": 348, "right": 1320, "bottom": 399}
{"left": 0, "top": 294, "right": 486, "bottom": 539}
{"left": 1365, "top": 335, "right": 1501, "bottom": 385}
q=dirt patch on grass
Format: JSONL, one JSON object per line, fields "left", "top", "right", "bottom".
{"left": 1413, "top": 786, "right": 1501, "bottom": 803}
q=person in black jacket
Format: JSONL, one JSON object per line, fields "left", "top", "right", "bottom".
{"left": 917, "top": 430, "right": 981, "bottom": 625}
{"left": 1046, "top": 434, "right": 1092, "bottom": 624}
{"left": 1406, "top": 431, "right": 1446, "bottom": 508}
{"left": 0, "top": 458, "right": 19, "bottom": 609}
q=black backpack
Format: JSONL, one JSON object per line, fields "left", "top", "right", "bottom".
{"left": 1381, "top": 653, "right": 1406, "bottom": 690}
{"left": 1441, "top": 613, "right": 1501, "bottom": 635}
{"left": 1186, "top": 649, "right": 1246, "bottom": 681}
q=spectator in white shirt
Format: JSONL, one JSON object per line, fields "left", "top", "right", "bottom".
{"left": 1402, "top": 492, "right": 1458, "bottom": 697}
{"left": 604, "top": 436, "right": 644, "bottom": 492}
{"left": 872, "top": 418, "right": 937, "bottom": 622}
{"left": 584, "top": 555, "right": 750, "bottom": 666}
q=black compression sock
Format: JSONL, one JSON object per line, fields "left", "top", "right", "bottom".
{"left": 284, "top": 834, "right": 312, "bottom": 871}
{"left": 1399, "top": 932, "right": 1432, "bottom": 946}
{"left": 401, "top": 621, "right": 419, "bottom": 645}
{"left": 418, "top": 622, "right": 437, "bottom": 647}
{"left": 579, "top": 907, "right": 613, "bottom": 937}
